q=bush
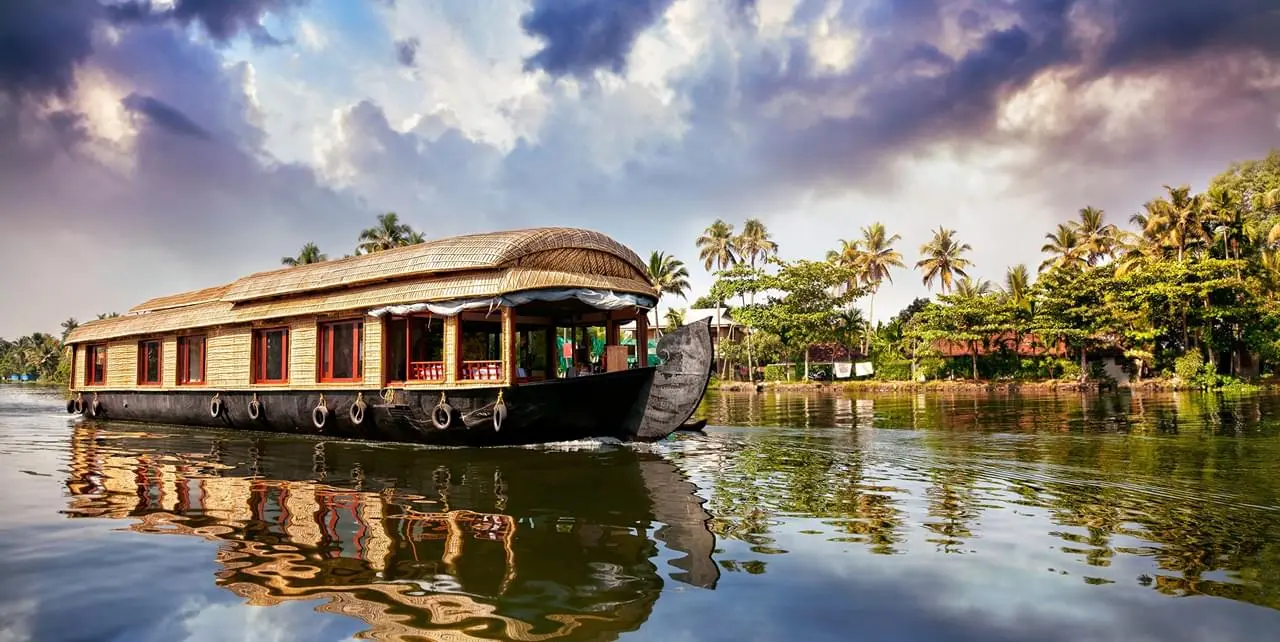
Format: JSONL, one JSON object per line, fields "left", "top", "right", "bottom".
{"left": 763, "top": 364, "right": 798, "bottom": 381}
{"left": 1174, "top": 352, "right": 1203, "bottom": 382}
{"left": 874, "top": 359, "right": 914, "bottom": 381}
{"left": 1056, "top": 359, "right": 1082, "bottom": 380}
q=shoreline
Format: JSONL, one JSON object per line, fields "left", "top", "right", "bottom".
{"left": 717, "top": 378, "right": 1274, "bottom": 394}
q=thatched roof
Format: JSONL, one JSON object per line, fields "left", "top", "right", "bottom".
{"left": 68, "top": 227, "right": 655, "bottom": 344}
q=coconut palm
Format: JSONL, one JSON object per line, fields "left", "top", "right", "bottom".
{"left": 827, "top": 239, "right": 863, "bottom": 296}
{"left": 647, "top": 251, "right": 691, "bottom": 334}
{"left": 1203, "top": 186, "right": 1246, "bottom": 262}
{"left": 953, "top": 276, "right": 993, "bottom": 300}
{"left": 60, "top": 318, "right": 79, "bottom": 342}
{"left": 1075, "top": 206, "right": 1118, "bottom": 265}
{"left": 1039, "top": 223, "right": 1085, "bottom": 272}
{"left": 856, "top": 222, "right": 905, "bottom": 334}
{"left": 405, "top": 230, "right": 427, "bottom": 245}
{"left": 696, "top": 220, "right": 739, "bottom": 366}
{"left": 357, "top": 212, "right": 413, "bottom": 254}
{"left": 1001, "top": 265, "right": 1031, "bottom": 309}
{"left": 281, "top": 242, "right": 328, "bottom": 267}
{"left": 916, "top": 227, "right": 972, "bottom": 294}
{"left": 735, "top": 218, "right": 777, "bottom": 268}
{"left": 96, "top": 312, "right": 120, "bottom": 320}
{"left": 664, "top": 308, "right": 687, "bottom": 332}
{"left": 1144, "top": 185, "right": 1207, "bottom": 262}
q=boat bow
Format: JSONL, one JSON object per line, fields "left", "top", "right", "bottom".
{"left": 629, "top": 318, "right": 714, "bottom": 441}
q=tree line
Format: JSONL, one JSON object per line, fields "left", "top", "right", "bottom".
{"left": 648, "top": 150, "right": 1280, "bottom": 385}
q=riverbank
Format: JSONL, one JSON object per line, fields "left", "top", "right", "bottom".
{"left": 717, "top": 377, "right": 1276, "bottom": 394}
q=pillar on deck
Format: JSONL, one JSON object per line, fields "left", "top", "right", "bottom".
{"left": 501, "top": 306, "right": 517, "bottom": 384}
{"left": 636, "top": 311, "right": 649, "bottom": 367}
{"left": 444, "top": 316, "right": 459, "bottom": 384}
{"left": 544, "top": 326, "right": 558, "bottom": 378}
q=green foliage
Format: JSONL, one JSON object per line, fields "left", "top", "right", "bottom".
{"left": 712, "top": 258, "right": 866, "bottom": 364}
{"left": 1174, "top": 352, "right": 1203, "bottom": 382}
{"left": 0, "top": 332, "right": 67, "bottom": 382}
{"left": 763, "top": 364, "right": 796, "bottom": 381}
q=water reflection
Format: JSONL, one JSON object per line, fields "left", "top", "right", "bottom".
{"left": 62, "top": 424, "right": 718, "bottom": 641}
{"left": 682, "top": 390, "right": 1280, "bottom": 610}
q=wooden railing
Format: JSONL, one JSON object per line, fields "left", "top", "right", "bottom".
{"left": 460, "top": 360, "right": 503, "bottom": 381}
{"left": 409, "top": 361, "right": 445, "bottom": 382}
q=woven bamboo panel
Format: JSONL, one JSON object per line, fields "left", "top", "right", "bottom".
{"left": 221, "top": 227, "right": 646, "bottom": 304}
{"left": 207, "top": 327, "right": 251, "bottom": 387}
{"left": 67, "top": 268, "right": 655, "bottom": 344}
{"left": 444, "top": 317, "right": 458, "bottom": 384}
{"left": 502, "top": 307, "right": 516, "bottom": 383}
{"left": 365, "top": 319, "right": 382, "bottom": 385}
{"left": 515, "top": 248, "right": 642, "bottom": 280}
{"left": 102, "top": 341, "right": 134, "bottom": 388}
{"left": 290, "top": 321, "right": 317, "bottom": 385}
{"left": 162, "top": 337, "right": 177, "bottom": 389}
{"left": 130, "top": 283, "right": 232, "bottom": 313}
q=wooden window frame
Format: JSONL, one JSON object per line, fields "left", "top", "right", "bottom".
{"left": 84, "top": 344, "right": 107, "bottom": 386}
{"left": 137, "top": 340, "right": 163, "bottom": 386}
{"left": 251, "top": 327, "right": 290, "bottom": 385}
{"left": 318, "top": 319, "right": 364, "bottom": 383}
{"left": 177, "top": 335, "right": 207, "bottom": 386}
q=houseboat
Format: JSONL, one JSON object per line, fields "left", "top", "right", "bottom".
{"left": 63, "top": 228, "right": 714, "bottom": 445}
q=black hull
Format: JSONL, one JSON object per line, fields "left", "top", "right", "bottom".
{"left": 68, "top": 319, "right": 714, "bottom": 446}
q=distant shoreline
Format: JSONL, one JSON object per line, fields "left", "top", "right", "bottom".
{"left": 718, "top": 378, "right": 1274, "bottom": 394}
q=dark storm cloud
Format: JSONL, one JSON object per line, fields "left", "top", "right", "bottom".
{"left": 394, "top": 37, "right": 419, "bottom": 67}
{"left": 122, "top": 93, "right": 212, "bottom": 140}
{"left": 0, "top": 0, "right": 97, "bottom": 98}
{"left": 703, "top": 0, "right": 1280, "bottom": 191}
{"left": 105, "top": 0, "right": 304, "bottom": 44}
{"left": 519, "top": 0, "right": 676, "bottom": 77}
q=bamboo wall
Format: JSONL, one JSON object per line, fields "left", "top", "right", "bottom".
{"left": 365, "top": 319, "right": 382, "bottom": 385}
{"left": 105, "top": 340, "right": 135, "bottom": 388}
{"left": 289, "top": 319, "right": 317, "bottom": 385}
{"left": 207, "top": 327, "right": 251, "bottom": 388}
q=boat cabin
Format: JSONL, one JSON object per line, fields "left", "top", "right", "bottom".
{"left": 65, "top": 228, "right": 656, "bottom": 394}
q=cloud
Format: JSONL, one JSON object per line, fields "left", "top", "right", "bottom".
{"left": 105, "top": 0, "right": 305, "bottom": 45}
{"left": 3, "top": 0, "right": 1280, "bottom": 336}
{"left": 520, "top": 0, "right": 677, "bottom": 78}
{"left": 393, "top": 36, "right": 418, "bottom": 67}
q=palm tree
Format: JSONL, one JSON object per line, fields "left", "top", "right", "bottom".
{"left": 916, "top": 227, "right": 972, "bottom": 294}
{"left": 856, "top": 222, "right": 905, "bottom": 341}
{"left": 60, "top": 318, "right": 79, "bottom": 342}
{"left": 357, "top": 212, "right": 413, "bottom": 254}
{"left": 96, "top": 312, "right": 120, "bottom": 320}
{"left": 281, "top": 242, "right": 328, "bottom": 267}
{"left": 1039, "top": 223, "right": 1085, "bottom": 272}
{"left": 827, "top": 239, "right": 863, "bottom": 296}
{"left": 696, "top": 220, "right": 739, "bottom": 371}
{"left": 1203, "top": 186, "right": 1245, "bottom": 262}
{"left": 953, "top": 276, "right": 993, "bottom": 299}
{"left": 1144, "top": 185, "right": 1206, "bottom": 262}
{"left": 405, "top": 230, "right": 427, "bottom": 245}
{"left": 1001, "top": 265, "right": 1031, "bottom": 309}
{"left": 1075, "top": 206, "right": 1117, "bottom": 265}
{"left": 735, "top": 218, "right": 777, "bottom": 268}
{"left": 664, "top": 308, "right": 687, "bottom": 332}
{"left": 647, "top": 251, "right": 691, "bottom": 334}
{"left": 734, "top": 219, "right": 777, "bottom": 377}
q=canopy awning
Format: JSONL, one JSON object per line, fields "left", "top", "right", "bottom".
{"left": 367, "top": 288, "right": 656, "bottom": 318}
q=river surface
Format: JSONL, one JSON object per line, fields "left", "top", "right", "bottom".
{"left": 2, "top": 386, "right": 1280, "bottom": 641}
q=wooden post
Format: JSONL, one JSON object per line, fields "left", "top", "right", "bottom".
{"left": 502, "top": 306, "right": 517, "bottom": 384}
{"left": 444, "top": 316, "right": 459, "bottom": 384}
{"left": 636, "top": 311, "right": 649, "bottom": 367}
{"left": 544, "top": 325, "right": 557, "bottom": 378}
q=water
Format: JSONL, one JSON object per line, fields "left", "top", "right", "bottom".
{"left": 3, "top": 386, "right": 1280, "bottom": 641}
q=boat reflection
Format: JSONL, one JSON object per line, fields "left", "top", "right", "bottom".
{"left": 63, "top": 424, "right": 718, "bottom": 641}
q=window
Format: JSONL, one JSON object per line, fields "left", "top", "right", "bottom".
{"left": 177, "top": 335, "right": 206, "bottom": 385}
{"left": 137, "top": 340, "right": 162, "bottom": 385}
{"left": 385, "top": 316, "right": 445, "bottom": 382}
{"left": 85, "top": 344, "right": 107, "bottom": 386}
{"left": 459, "top": 319, "right": 503, "bottom": 380}
{"left": 252, "top": 328, "right": 289, "bottom": 384}
{"left": 319, "top": 320, "right": 363, "bottom": 382}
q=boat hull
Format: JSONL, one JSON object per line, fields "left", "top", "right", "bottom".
{"left": 68, "top": 319, "right": 714, "bottom": 446}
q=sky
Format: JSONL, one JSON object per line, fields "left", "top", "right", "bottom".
{"left": 2, "top": 0, "right": 1279, "bottom": 338}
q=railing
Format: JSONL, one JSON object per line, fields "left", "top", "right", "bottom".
{"left": 460, "top": 360, "right": 503, "bottom": 381}
{"left": 409, "top": 361, "right": 445, "bottom": 382}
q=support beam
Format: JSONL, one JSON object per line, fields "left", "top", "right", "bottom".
{"left": 502, "top": 306, "right": 517, "bottom": 384}
{"left": 636, "top": 313, "right": 648, "bottom": 368}
{"left": 444, "top": 316, "right": 459, "bottom": 384}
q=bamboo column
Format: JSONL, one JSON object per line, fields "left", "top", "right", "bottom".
{"left": 501, "top": 306, "right": 517, "bottom": 384}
